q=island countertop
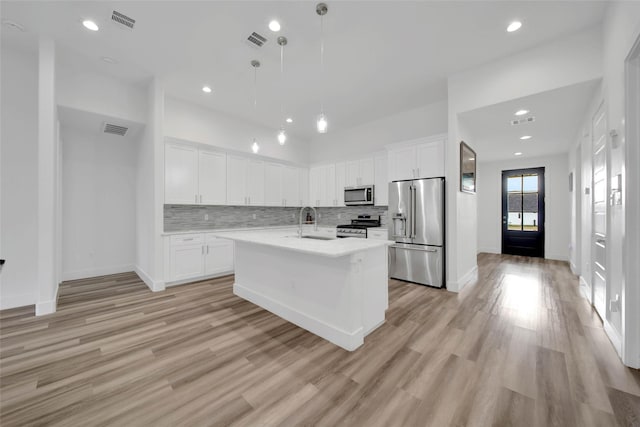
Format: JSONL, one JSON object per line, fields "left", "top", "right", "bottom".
{"left": 212, "top": 228, "right": 391, "bottom": 258}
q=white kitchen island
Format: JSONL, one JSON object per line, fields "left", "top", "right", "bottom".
{"left": 213, "top": 229, "right": 390, "bottom": 351}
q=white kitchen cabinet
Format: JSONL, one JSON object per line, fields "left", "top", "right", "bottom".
{"left": 335, "top": 162, "right": 346, "bottom": 206}
{"left": 247, "top": 159, "right": 265, "bottom": 206}
{"left": 367, "top": 228, "right": 389, "bottom": 241}
{"left": 204, "top": 236, "right": 234, "bottom": 275}
{"left": 374, "top": 154, "right": 388, "bottom": 206}
{"left": 226, "top": 154, "right": 248, "bottom": 205}
{"left": 345, "top": 157, "right": 374, "bottom": 187}
{"left": 165, "top": 144, "right": 198, "bottom": 204}
{"left": 388, "top": 138, "right": 445, "bottom": 181}
{"left": 325, "top": 164, "right": 336, "bottom": 207}
{"left": 310, "top": 164, "right": 336, "bottom": 207}
{"left": 282, "top": 166, "right": 300, "bottom": 207}
{"left": 264, "top": 162, "right": 283, "bottom": 206}
{"left": 169, "top": 234, "right": 205, "bottom": 281}
{"left": 300, "top": 168, "right": 310, "bottom": 206}
{"left": 199, "top": 151, "right": 226, "bottom": 205}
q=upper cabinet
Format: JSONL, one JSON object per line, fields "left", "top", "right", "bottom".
{"left": 345, "top": 157, "right": 374, "bottom": 187}
{"left": 374, "top": 154, "right": 388, "bottom": 206}
{"left": 309, "top": 164, "right": 336, "bottom": 207}
{"left": 388, "top": 137, "right": 445, "bottom": 181}
{"left": 282, "top": 166, "right": 301, "bottom": 207}
{"left": 264, "top": 162, "right": 283, "bottom": 207}
{"left": 226, "top": 154, "right": 248, "bottom": 205}
{"left": 246, "top": 159, "right": 265, "bottom": 206}
{"left": 165, "top": 143, "right": 226, "bottom": 205}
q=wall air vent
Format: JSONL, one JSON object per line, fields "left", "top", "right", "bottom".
{"left": 246, "top": 31, "right": 268, "bottom": 48}
{"left": 111, "top": 10, "right": 135, "bottom": 29}
{"left": 103, "top": 122, "right": 129, "bottom": 136}
{"left": 510, "top": 116, "right": 536, "bottom": 126}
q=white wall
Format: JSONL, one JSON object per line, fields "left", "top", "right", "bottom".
{"left": 57, "top": 62, "right": 147, "bottom": 124}
{"left": 61, "top": 127, "right": 137, "bottom": 280}
{"left": 164, "top": 96, "right": 309, "bottom": 165}
{"left": 446, "top": 26, "right": 604, "bottom": 292}
{"left": 0, "top": 45, "right": 39, "bottom": 309}
{"left": 477, "top": 153, "right": 570, "bottom": 261}
{"left": 307, "top": 101, "right": 448, "bottom": 163}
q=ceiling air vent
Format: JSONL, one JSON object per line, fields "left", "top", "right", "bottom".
{"left": 510, "top": 116, "right": 536, "bottom": 126}
{"left": 103, "top": 122, "right": 129, "bottom": 136}
{"left": 246, "top": 31, "right": 268, "bottom": 48}
{"left": 111, "top": 10, "right": 135, "bottom": 29}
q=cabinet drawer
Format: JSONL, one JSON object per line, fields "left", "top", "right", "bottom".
{"left": 170, "top": 234, "right": 204, "bottom": 246}
{"left": 368, "top": 229, "right": 389, "bottom": 240}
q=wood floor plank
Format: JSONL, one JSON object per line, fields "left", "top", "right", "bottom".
{"left": 1, "top": 254, "right": 638, "bottom": 426}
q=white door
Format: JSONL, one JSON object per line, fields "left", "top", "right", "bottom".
{"left": 388, "top": 146, "right": 416, "bottom": 181}
{"left": 345, "top": 160, "right": 360, "bottom": 187}
{"left": 359, "top": 157, "right": 375, "bottom": 185}
{"left": 374, "top": 154, "right": 388, "bottom": 206}
{"left": 282, "top": 166, "right": 300, "bottom": 207}
{"left": 170, "top": 244, "right": 204, "bottom": 281}
{"left": 592, "top": 104, "right": 607, "bottom": 319}
{"left": 165, "top": 144, "right": 198, "bottom": 204}
{"left": 247, "top": 159, "right": 265, "bottom": 206}
{"left": 324, "top": 164, "right": 336, "bottom": 206}
{"left": 416, "top": 140, "right": 445, "bottom": 178}
{"left": 335, "top": 162, "right": 346, "bottom": 206}
{"left": 226, "top": 155, "right": 248, "bottom": 205}
{"left": 199, "top": 151, "right": 226, "bottom": 205}
{"left": 204, "top": 238, "right": 234, "bottom": 275}
{"left": 264, "top": 162, "right": 283, "bottom": 206}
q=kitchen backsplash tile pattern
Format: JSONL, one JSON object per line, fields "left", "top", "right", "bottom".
{"left": 164, "top": 205, "right": 388, "bottom": 231}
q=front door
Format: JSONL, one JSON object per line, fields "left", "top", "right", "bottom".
{"left": 502, "top": 167, "right": 545, "bottom": 257}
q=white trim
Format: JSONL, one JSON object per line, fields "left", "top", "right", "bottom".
{"left": 62, "top": 264, "right": 134, "bottom": 281}
{"left": 165, "top": 270, "right": 234, "bottom": 287}
{"left": 0, "top": 293, "right": 36, "bottom": 310}
{"left": 579, "top": 276, "right": 592, "bottom": 303}
{"left": 35, "top": 283, "right": 58, "bottom": 316}
{"left": 447, "top": 265, "right": 478, "bottom": 293}
{"left": 545, "top": 253, "right": 569, "bottom": 262}
{"left": 384, "top": 133, "right": 448, "bottom": 151}
{"left": 234, "top": 281, "right": 365, "bottom": 351}
{"left": 477, "top": 246, "right": 500, "bottom": 254}
{"left": 604, "top": 320, "right": 623, "bottom": 360}
{"left": 570, "top": 262, "right": 579, "bottom": 275}
{"left": 134, "top": 265, "right": 165, "bottom": 292}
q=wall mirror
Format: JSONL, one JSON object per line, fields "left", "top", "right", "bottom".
{"left": 460, "top": 141, "right": 476, "bottom": 193}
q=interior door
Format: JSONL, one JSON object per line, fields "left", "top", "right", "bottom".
{"left": 592, "top": 104, "right": 607, "bottom": 319}
{"left": 502, "top": 168, "right": 545, "bottom": 257}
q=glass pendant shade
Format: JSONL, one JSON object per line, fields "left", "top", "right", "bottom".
{"left": 251, "top": 139, "right": 259, "bottom": 153}
{"left": 316, "top": 113, "right": 328, "bottom": 134}
{"left": 277, "top": 129, "right": 287, "bottom": 145}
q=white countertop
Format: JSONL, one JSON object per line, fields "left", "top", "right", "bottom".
{"left": 212, "top": 228, "right": 391, "bottom": 258}
{"left": 162, "top": 225, "right": 312, "bottom": 236}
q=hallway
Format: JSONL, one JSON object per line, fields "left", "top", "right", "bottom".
{"left": 1, "top": 254, "right": 639, "bottom": 426}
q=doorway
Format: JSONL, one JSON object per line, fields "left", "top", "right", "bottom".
{"left": 501, "top": 167, "right": 545, "bottom": 257}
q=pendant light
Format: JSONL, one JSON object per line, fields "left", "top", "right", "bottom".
{"left": 277, "top": 36, "right": 288, "bottom": 145}
{"left": 316, "top": 3, "right": 328, "bottom": 134}
{"left": 251, "top": 59, "right": 260, "bottom": 153}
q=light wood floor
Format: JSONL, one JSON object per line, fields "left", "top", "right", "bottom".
{"left": 1, "top": 254, "right": 639, "bottom": 426}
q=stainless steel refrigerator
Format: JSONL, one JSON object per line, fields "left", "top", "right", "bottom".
{"left": 388, "top": 177, "right": 445, "bottom": 288}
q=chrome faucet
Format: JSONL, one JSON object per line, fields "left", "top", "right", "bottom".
{"left": 298, "top": 206, "right": 318, "bottom": 238}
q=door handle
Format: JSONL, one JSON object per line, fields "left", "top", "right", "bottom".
{"left": 411, "top": 186, "right": 417, "bottom": 238}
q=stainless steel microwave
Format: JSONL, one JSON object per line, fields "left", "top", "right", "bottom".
{"left": 344, "top": 185, "right": 374, "bottom": 206}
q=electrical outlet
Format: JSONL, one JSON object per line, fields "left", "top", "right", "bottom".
{"left": 204, "top": 214, "right": 209, "bottom": 221}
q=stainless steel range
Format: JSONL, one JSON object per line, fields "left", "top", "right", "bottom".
{"left": 336, "top": 215, "right": 381, "bottom": 239}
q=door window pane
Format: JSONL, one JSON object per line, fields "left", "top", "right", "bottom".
{"left": 523, "top": 175, "right": 538, "bottom": 192}
{"left": 508, "top": 176, "right": 522, "bottom": 192}
{"left": 506, "top": 173, "right": 539, "bottom": 232}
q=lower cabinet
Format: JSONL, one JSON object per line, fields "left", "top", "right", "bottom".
{"left": 367, "top": 228, "right": 389, "bottom": 241}
{"left": 166, "top": 233, "right": 234, "bottom": 284}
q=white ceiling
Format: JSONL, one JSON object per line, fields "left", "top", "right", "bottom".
{"left": 459, "top": 79, "right": 600, "bottom": 162}
{"left": 2, "top": 1, "right": 607, "bottom": 140}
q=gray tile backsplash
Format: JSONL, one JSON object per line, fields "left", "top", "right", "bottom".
{"left": 164, "top": 205, "right": 388, "bottom": 231}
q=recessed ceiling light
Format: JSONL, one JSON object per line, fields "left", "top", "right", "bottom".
{"left": 82, "top": 19, "right": 99, "bottom": 31}
{"left": 285, "top": 117, "right": 293, "bottom": 123}
{"left": 514, "top": 152, "right": 523, "bottom": 156}
{"left": 2, "top": 19, "right": 26, "bottom": 32}
{"left": 101, "top": 56, "right": 117, "bottom": 64}
{"left": 268, "top": 20, "right": 281, "bottom": 32}
{"left": 507, "top": 21, "right": 522, "bottom": 33}
{"left": 520, "top": 135, "right": 532, "bottom": 140}
{"left": 202, "top": 86, "right": 212, "bottom": 93}
{"left": 515, "top": 109, "right": 529, "bottom": 116}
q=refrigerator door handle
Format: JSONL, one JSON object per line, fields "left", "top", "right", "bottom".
{"left": 411, "top": 186, "right": 417, "bottom": 238}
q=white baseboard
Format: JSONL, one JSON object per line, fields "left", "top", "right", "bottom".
{"left": 134, "top": 265, "right": 165, "bottom": 292}
{"left": 604, "top": 320, "right": 623, "bottom": 359}
{"left": 165, "top": 270, "right": 234, "bottom": 287}
{"left": 546, "top": 253, "right": 569, "bottom": 261}
{"left": 0, "top": 293, "right": 36, "bottom": 310}
{"left": 62, "top": 264, "right": 134, "bottom": 281}
{"left": 477, "top": 247, "right": 500, "bottom": 254}
{"left": 570, "top": 262, "right": 579, "bottom": 275}
{"left": 234, "top": 281, "right": 364, "bottom": 351}
{"left": 446, "top": 265, "right": 478, "bottom": 293}
{"left": 579, "top": 276, "right": 592, "bottom": 303}
{"left": 35, "top": 281, "right": 59, "bottom": 316}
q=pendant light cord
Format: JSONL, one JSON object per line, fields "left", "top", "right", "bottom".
{"left": 253, "top": 65, "right": 257, "bottom": 110}
{"left": 280, "top": 43, "right": 284, "bottom": 123}
{"left": 320, "top": 14, "right": 324, "bottom": 113}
